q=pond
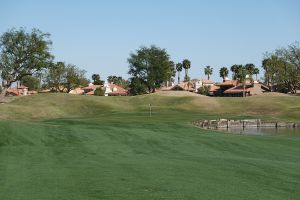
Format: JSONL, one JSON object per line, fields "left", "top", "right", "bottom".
{"left": 217, "top": 127, "right": 300, "bottom": 136}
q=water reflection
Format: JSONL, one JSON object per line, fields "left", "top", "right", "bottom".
{"left": 217, "top": 127, "right": 300, "bottom": 135}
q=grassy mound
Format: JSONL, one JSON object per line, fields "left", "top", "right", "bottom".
{"left": 0, "top": 93, "right": 299, "bottom": 121}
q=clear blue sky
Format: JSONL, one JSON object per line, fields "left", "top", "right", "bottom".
{"left": 1, "top": 0, "right": 300, "bottom": 82}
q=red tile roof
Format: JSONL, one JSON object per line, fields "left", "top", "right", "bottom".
{"left": 202, "top": 80, "right": 214, "bottom": 84}
{"left": 108, "top": 84, "right": 128, "bottom": 95}
{"left": 209, "top": 85, "right": 220, "bottom": 92}
{"left": 223, "top": 85, "right": 251, "bottom": 93}
{"left": 82, "top": 85, "right": 101, "bottom": 90}
{"left": 170, "top": 82, "right": 195, "bottom": 91}
{"left": 219, "top": 80, "right": 238, "bottom": 86}
{"left": 18, "top": 85, "right": 28, "bottom": 89}
{"left": 85, "top": 91, "right": 95, "bottom": 95}
{"left": 7, "top": 85, "right": 29, "bottom": 96}
{"left": 6, "top": 88, "right": 20, "bottom": 96}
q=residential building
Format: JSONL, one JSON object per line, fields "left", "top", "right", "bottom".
{"left": 6, "top": 85, "right": 29, "bottom": 96}
{"left": 104, "top": 82, "right": 128, "bottom": 96}
{"left": 82, "top": 84, "right": 102, "bottom": 95}
{"left": 170, "top": 82, "right": 195, "bottom": 92}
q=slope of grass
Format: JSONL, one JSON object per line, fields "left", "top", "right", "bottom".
{"left": 0, "top": 93, "right": 299, "bottom": 200}
{"left": 0, "top": 92, "right": 299, "bottom": 121}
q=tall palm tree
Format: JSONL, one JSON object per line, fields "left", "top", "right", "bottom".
{"left": 262, "top": 58, "right": 271, "bottom": 87}
{"left": 219, "top": 67, "right": 229, "bottom": 82}
{"left": 182, "top": 59, "right": 191, "bottom": 82}
{"left": 169, "top": 61, "right": 176, "bottom": 85}
{"left": 176, "top": 63, "right": 183, "bottom": 83}
{"left": 253, "top": 68, "right": 260, "bottom": 80}
{"left": 245, "top": 63, "right": 255, "bottom": 77}
{"left": 230, "top": 64, "right": 239, "bottom": 80}
{"left": 236, "top": 66, "right": 248, "bottom": 97}
{"left": 204, "top": 66, "right": 213, "bottom": 80}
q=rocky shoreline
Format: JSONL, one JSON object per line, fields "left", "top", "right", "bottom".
{"left": 193, "top": 119, "right": 300, "bottom": 129}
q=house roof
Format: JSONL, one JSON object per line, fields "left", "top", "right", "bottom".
{"left": 82, "top": 84, "right": 101, "bottom": 90}
{"left": 18, "top": 85, "right": 28, "bottom": 89}
{"left": 223, "top": 84, "right": 251, "bottom": 93}
{"left": 170, "top": 82, "right": 195, "bottom": 91}
{"left": 69, "top": 88, "right": 84, "bottom": 95}
{"left": 202, "top": 80, "right": 214, "bottom": 84}
{"left": 218, "top": 80, "right": 238, "bottom": 86}
{"left": 7, "top": 85, "right": 29, "bottom": 96}
{"left": 85, "top": 91, "right": 95, "bottom": 95}
{"left": 107, "top": 84, "right": 128, "bottom": 94}
{"left": 6, "top": 88, "right": 20, "bottom": 96}
{"left": 209, "top": 85, "right": 220, "bottom": 92}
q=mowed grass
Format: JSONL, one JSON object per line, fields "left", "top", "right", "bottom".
{"left": 0, "top": 93, "right": 300, "bottom": 200}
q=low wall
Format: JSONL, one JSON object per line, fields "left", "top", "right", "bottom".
{"left": 192, "top": 119, "right": 300, "bottom": 129}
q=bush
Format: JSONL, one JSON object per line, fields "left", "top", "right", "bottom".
{"left": 94, "top": 87, "right": 105, "bottom": 96}
{"left": 129, "top": 77, "right": 148, "bottom": 95}
{"left": 198, "top": 85, "right": 211, "bottom": 95}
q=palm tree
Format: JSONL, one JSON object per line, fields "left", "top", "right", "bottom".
{"left": 236, "top": 66, "right": 248, "bottom": 97}
{"left": 253, "top": 68, "right": 259, "bottom": 80}
{"left": 204, "top": 66, "right": 213, "bottom": 80}
{"left": 176, "top": 63, "right": 183, "bottom": 83}
{"left": 245, "top": 63, "right": 255, "bottom": 77}
{"left": 230, "top": 64, "right": 239, "bottom": 80}
{"left": 219, "top": 67, "right": 229, "bottom": 82}
{"left": 262, "top": 58, "right": 271, "bottom": 87}
{"left": 182, "top": 59, "right": 191, "bottom": 82}
{"left": 169, "top": 61, "right": 176, "bottom": 86}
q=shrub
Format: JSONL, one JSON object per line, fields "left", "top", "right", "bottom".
{"left": 198, "top": 85, "right": 211, "bottom": 96}
{"left": 94, "top": 87, "right": 105, "bottom": 96}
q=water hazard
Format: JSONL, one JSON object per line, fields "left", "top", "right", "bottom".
{"left": 217, "top": 127, "right": 300, "bottom": 135}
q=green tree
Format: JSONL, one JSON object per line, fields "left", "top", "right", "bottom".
{"left": 0, "top": 28, "right": 53, "bottom": 100}
{"left": 44, "top": 62, "right": 66, "bottom": 92}
{"left": 92, "top": 74, "right": 103, "bottom": 85}
{"left": 128, "top": 45, "right": 173, "bottom": 94}
{"left": 245, "top": 63, "right": 255, "bottom": 77}
{"left": 107, "top": 75, "right": 129, "bottom": 89}
{"left": 275, "top": 42, "right": 300, "bottom": 93}
{"left": 262, "top": 58, "right": 272, "bottom": 87}
{"left": 235, "top": 65, "right": 249, "bottom": 97}
{"left": 204, "top": 66, "right": 213, "bottom": 80}
{"left": 230, "top": 64, "right": 239, "bottom": 80}
{"left": 65, "top": 64, "right": 89, "bottom": 92}
{"left": 128, "top": 77, "right": 147, "bottom": 95}
{"left": 219, "top": 67, "right": 229, "bottom": 82}
{"left": 176, "top": 62, "right": 183, "bottom": 83}
{"left": 21, "top": 75, "right": 40, "bottom": 91}
{"left": 44, "top": 62, "right": 88, "bottom": 92}
{"left": 262, "top": 43, "right": 300, "bottom": 93}
{"left": 253, "top": 68, "right": 260, "bottom": 80}
{"left": 107, "top": 75, "right": 121, "bottom": 84}
{"left": 167, "top": 61, "right": 176, "bottom": 86}
{"left": 182, "top": 59, "right": 191, "bottom": 82}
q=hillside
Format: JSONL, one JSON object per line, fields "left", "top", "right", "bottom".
{"left": 0, "top": 93, "right": 299, "bottom": 121}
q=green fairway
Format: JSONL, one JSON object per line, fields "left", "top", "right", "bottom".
{"left": 0, "top": 93, "right": 300, "bottom": 200}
